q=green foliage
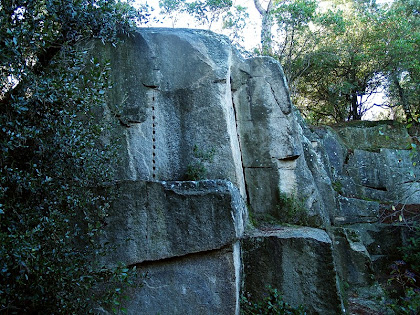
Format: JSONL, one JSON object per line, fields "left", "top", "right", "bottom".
{"left": 256, "top": 0, "right": 419, "bottom": 124}
{"left": 241, "top": 286, "right": 306, "bottom": 315}
{"left": 222, "top": 5, "right": 249, "bottom": 46}
{"left": 0, "top": 0, "right": 147, "bottom": 313}
{"left": 159, "top": 0, "right": 232, "bottom": 28}
{"left": 270, "top": 0, "right": 318, "bottom": 86}
{"left": 388, "top": 288, "right": 420, "bottom": 315}
{"left": 332, "top": 180, "right": 343, "bottom": 194}
{"left": 186, "top": 163, "right": 208, "bottom": 181}
{"left": 383, "top": 0, "right": 420, "bottom": 123}
{"left": 185, "top": 144, "right": 215, "bottom": 180}
{"left": 292, "top": 0, "right": 388, "bottom": 122}
{"left": 402, "top": 227, "right": 420, "bottom": 275}
{"left": 387, "top": 260, "right": 420, "bottom": 315}
{"left": 158, "top": 0, "right": 418, "bottom": 124}
{"left": 276, "top": 192, "right": 309, "bottom": 226}
{"left": 385, "top": 225, "right": 420, "bottom": 314}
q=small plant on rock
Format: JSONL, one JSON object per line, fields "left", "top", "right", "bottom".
{"left": 241, "top": 286, "right": 306, "bottom": 315}
{"left": 185, "top": 144, "right": 215, "bottom": 180}
{"left": 276, "top": 192, "right": 309, "bottom": 226}
{"left": 332, "top": 180, "right": 343, "bottom": 194}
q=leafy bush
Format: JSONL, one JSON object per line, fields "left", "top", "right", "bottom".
{"left": 0, "top": 0, "right": 148, "bottom": 313}
{"left": 387, "top": 288, "right": 420, "bottom": 315}
{"left": 241, "top": 286, "right": 306, "bottom": 315}
{"left": 402, "top": 226, "right": 420, "bottom": 275}
{"left": 386, "top": 225, "right": 420, "bottom": 314}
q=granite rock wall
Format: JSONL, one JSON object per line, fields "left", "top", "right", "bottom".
{"left": 93, "top": 29, "right": 419, "bottom": 314}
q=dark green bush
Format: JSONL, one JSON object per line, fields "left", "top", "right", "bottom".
{"left": 0, "top": 1, "right": 148, "bottom": 313}
{"left": 386, "top": 225, "right": 420, "bottom": 314}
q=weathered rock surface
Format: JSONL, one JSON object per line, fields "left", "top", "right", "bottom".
{"left": 123, "top": 244, "right": 241, "bottom": 315}
{"left": 331, "top": 120, "right": 411, "bottom": 151}
{"left": 103, "top": 180, "right": 246, "bottom": 266}
{"left": 95, "top": 29, "right": 247, "bottom": 198}
{"left": 331, "top": 228, "right": 374, "bottom": 287}
{"left": 95, "top": 28, "right": 337, "bottom": 227}
{"left": 91, "top": 28, "right": 420, "bottom": 314}
{"left": 242, "top": 227, "right": 343, "bottom": 314}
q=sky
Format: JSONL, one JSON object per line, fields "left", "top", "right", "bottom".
{"left": 135, "top": 0, "right": 262, "bottom": 50}
{"left": 134, "top": 0, "right": 394, "bottom": 52}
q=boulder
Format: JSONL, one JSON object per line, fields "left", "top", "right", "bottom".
{"left": 335, "top": 196, "right": 380, "bottom": 224}
{"left": 241, "top": 227, "right": 343, "bottom": 314}
{"left": 232, "top": 56, "right": 333, "bottom": 226}
{"left": 87, "top": 28, "right": 420, "bottom": 314}
{"left": 331, "top": 227, "right": 374, "bottom": 287}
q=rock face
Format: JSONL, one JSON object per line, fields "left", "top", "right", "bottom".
{"left": 104, "top": 180, "right": 246, "bottom": 267}
{"left": 123, "top": 246, "right": 240, "bottom": 315}
{"left": 242, "top": 227, "right": 343, "bottom": 314}
{"left": 101, "top": 180, "right": 244, "bottom": 315}
{"left": 93, "top": 28, "right": 420, "bottom": 314}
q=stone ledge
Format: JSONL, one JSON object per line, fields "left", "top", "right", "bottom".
{"left": 102, "top": 180, "right": 246, "bottom": 266}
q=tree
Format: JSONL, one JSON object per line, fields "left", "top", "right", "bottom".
{"left": 383, "top": 0, "right": 420, "bottom": 124}
{"left": 292, "top": 0, "right": 392, "bottom": 123}
{"left": 222, "top": 5, "right": 250, "bottom": 46}
{"left": 253, "top": 0, "right": 276, "bottom": 55}
{"left": 0, "top": 0, "right": 147, "bottom": 312}
{"left": 270, "top": 0, "right": 317, "bottom": 91}
{"left": 159, "top": 0, "right": 233, "bottom": 28}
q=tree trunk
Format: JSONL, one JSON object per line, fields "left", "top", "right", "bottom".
{"left": 253, "top": 0, "right": 274, "bottom": 55}
{"left": 350, "top": 91, "right": 361, "bottom": 120}
{"left": 393, "top": 74, "right": 413, "bottom": 123}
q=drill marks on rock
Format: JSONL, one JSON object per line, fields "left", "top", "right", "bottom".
{"left": 151, "top": 90, "right": 157, "bottom": 180}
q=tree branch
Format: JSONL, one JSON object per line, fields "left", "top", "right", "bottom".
{"left": 253, "top": 0, "right": 266, "bottom": 15}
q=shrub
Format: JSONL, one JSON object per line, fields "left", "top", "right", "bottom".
{"left": 0, "top": 1, "right": 148, "bottom": 313}
{"left": 386, "top": 225, "right": 420, "bottom": 314}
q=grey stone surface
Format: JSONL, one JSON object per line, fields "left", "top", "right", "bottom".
{"left": 94, "top": 29, "right": 246, "bottom": 197}
{"left": 122, "top": 244, "right": 241, "bottom": 315}
{"left": 345, "top": 150, "right": 387, "bottom": 191}
{"left": 89, "top": 28, "right": 420, "bottom": 315}
{"left": 298, "top": 138, "right": 335, "bottom": 225}
{"left": 335, "top": 196, "right": 380, "bottom": 224}
{"left": 231, "top": 54, "right": 335, "bottom": 226}
{"left": 242, "top": 227, "right": 343, "bottom": 314}
{"left": 103, "top": 180, "right": 246, "bottom": 266}
{"left": 332, "top": 121, "right": 411, "bottom": 151}
{"left": 316, "top": 127, "right": 348, "bottom": 176}
{"left": 348, "top": 223, "right": 408, "bottom": 270}
{"left": 382, "top": 149, "right": 420, "bottom": 203}
{"left": 331, "top": 227, "right": 373, "bottom": 287}
{"left": 95, "top": 27, "right": 372, "bottom": 228}
{"left": 232, "top": 55, "right": 302, "bottom": 218}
